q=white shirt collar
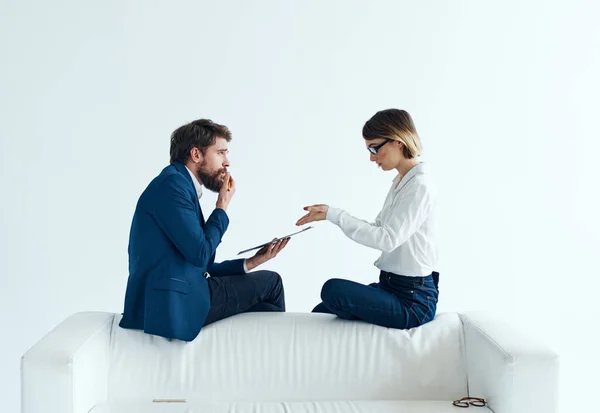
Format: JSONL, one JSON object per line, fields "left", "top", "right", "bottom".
{"left": 185, "top": 166, "right": 203, "bottom": 200}
{"left": 394, "top": 162, "right": 425, "bottom": 191}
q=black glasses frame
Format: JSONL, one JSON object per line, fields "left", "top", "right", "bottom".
{"left": 452, "top": 397, "right": 487, "bottom": 408}
{"left": 367, "top": 139, "right": 392, "bottom": 154}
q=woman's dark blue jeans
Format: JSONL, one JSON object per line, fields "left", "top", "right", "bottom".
{"left": 312, "top": 271, "right": 439, "bottom": 329}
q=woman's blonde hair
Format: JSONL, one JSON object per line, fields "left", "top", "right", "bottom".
{"left": 362, "top": 109, "right": 422, "bottom": 159}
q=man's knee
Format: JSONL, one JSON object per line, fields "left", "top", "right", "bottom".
{"left": 261, "top": 270, "right": 282, "bottom": 287}
{"left": 251, "top": 270, "right": 284, "bottom": 298}
{"left": 258, "top": 270, "right": 285, "bottom": 310}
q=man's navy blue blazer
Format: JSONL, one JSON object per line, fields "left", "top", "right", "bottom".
{"left": 119, "top": 161, "right": 244, "bottom": 341}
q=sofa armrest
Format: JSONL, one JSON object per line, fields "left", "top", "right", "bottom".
{"left": 21, "top": 312, "right": 115, "bottom": 413}
{"left": 459, "top": 312, "right": 559, "bottom": 413}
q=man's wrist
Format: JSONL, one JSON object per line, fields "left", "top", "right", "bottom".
{"left": 245, "top": 257, "right": 258, "bottom": 271}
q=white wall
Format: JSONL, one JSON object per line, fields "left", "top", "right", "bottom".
{"left": 1, "top": 1, "right": 599, "bottom": 412}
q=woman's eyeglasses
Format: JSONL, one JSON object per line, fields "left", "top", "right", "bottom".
{"left": 452, "top": 397, "right": 487, "bottom": 408}
{"left": 367, "top": 139, "right": 392, "bottom": 154}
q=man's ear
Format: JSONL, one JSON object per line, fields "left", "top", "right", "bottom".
{"left": 189, "top": 147, "right": 203, "bottom": 163}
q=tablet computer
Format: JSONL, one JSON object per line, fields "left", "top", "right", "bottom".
{"left": 237, "top": 226, "right": 314, "bottom": 255}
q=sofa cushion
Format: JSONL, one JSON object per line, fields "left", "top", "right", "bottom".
{"left": 108, "top": 312, "right": 467, "bottom": 403}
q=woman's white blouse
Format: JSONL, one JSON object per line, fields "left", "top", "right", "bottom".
{"left": 326, "top": 163, "right": 438, "bottom": 277}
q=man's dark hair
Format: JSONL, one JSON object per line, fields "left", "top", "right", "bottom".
{"left": 169, "top": 119, "right": 232, "bottom": 163}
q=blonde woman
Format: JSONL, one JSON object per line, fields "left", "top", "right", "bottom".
{"left": 296, "top": 109, "right": 439, "bottom": 329}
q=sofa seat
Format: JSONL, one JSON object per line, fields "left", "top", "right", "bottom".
{"left": 21, "top": 311, "right": 559, "bottom": 413}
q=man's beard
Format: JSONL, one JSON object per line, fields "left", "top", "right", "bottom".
{"left": 196, "top": 163, "right": 226, "bottom": 193}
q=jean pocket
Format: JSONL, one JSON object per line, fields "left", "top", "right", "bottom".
{"left": 427, "top": 295, "right": 438, "bottom": 303}
{"left": 410, "top": 291, "right": 437, "bottom": 325}
{"left": 386, "top": 277, "right": 415, "bottom": 293}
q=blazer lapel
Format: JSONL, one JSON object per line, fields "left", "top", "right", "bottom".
{"left": 199, "top": 203, "right": 206, "bottom": 227}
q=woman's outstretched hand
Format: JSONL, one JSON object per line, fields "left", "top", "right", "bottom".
{"left": 296, "top": 204, "right": 329, "bottom": 226}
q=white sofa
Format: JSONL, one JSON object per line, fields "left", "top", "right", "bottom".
{"left": 21, "top": 311, "right": 559, "bottom": 413}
